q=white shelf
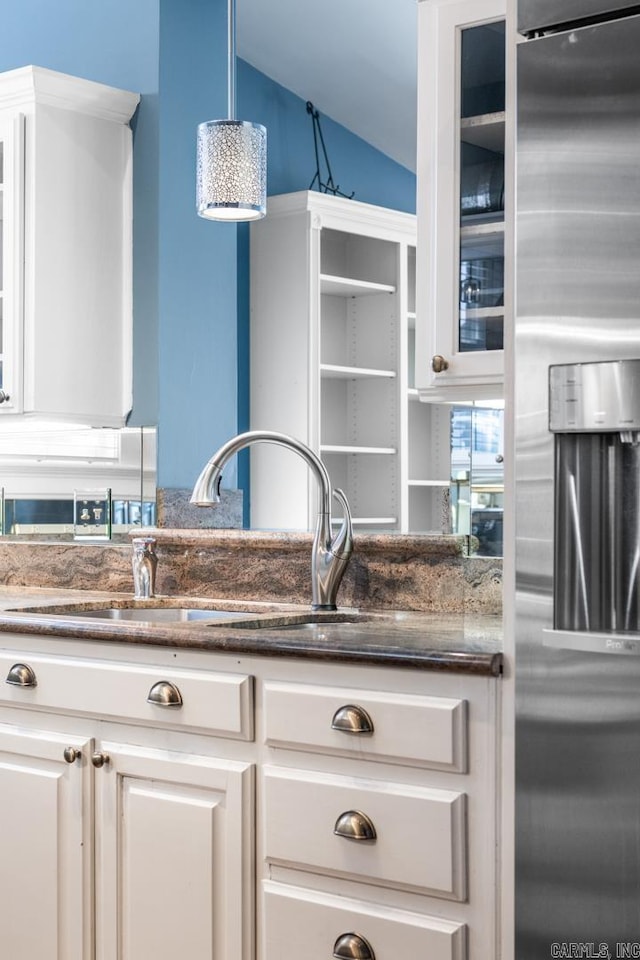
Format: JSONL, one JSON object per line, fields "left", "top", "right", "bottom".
{"left": 321, "top": 444, "right": 397, "bottom": 455}
{"left": 332, "top": 516, "right": 398, "bottom": 526}
{"left": 320, "top": 274, "right": 396, "bottom": 297}
{"left": 408, "top": 479, "right": 450, "bottom": 487}
{"left": 460, "top": 111, "right": 505, "bottom": 152}
{"left": 407, "top": 387, "right": 420, "bottom": 401}
{"left": 320, "top": 363, "right": 396, "bottom": 380}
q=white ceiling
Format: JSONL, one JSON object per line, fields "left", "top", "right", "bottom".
{"left": 237, "top": 0, "right": 418, "bottom": 173}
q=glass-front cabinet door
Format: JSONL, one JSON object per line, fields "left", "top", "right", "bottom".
{"left": 0, "top": 114, "right": 23, "bottom": 414}
{"left": 416, "top": 0, "right": 508, "bottom": 402}
{"left": 459, "top": 20, "right": 505, "bottom": 355}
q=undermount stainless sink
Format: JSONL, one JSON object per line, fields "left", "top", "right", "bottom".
{"left": 65, "top": 607, "right": 255, "bottom": 623}
{"left": 14, "top": 602, "right": 366, "bottom": 630}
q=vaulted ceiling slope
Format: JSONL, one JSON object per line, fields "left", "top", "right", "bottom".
{"left": 237, "top": 0, "right": 418, "bottom": 172}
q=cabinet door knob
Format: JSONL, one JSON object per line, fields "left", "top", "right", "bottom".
{"left": 5, "top": 663, "right": 37, "bottom": 687}
{"left": 331, "top": 704, "right": 374, "bottom": 735}
{"left": 333, "top": 933, "right": 375, "bottom": 960}
{"left": 147, "top": 680, "right": 183, "bottom": 707}
{"left": 0, "top": 390, "right": 11, "bottom": 404}
{"left": 333, "top": 810, "right": 377, "bottom": 842}
{"left": 431, "top": 354, "right": 449, "bottom": 373}
{"left": 63, "top": 747, "right": 81, "bottom": 764}
{"left": 91, "top": 752, "right": 110, "bottom": 768}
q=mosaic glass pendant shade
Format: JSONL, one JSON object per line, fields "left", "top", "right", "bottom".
{"left": 197, "top": 119, "right": 266, "bottom": 220}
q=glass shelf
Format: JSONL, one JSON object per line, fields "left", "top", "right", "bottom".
{"left": 460, "top": 112, "right": 505, "bottom": 151}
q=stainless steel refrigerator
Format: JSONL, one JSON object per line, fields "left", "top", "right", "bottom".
{"left": 516, "top": 1, "right": 640, "bottom": 955}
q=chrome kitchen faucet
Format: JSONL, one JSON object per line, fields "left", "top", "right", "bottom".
{"left": 190, "top": 430, "right": 354, "bottom": 610}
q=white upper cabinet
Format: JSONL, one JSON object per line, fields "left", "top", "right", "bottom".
{"left": 0, "top": 66, "right": 139, "bottom": 425}
{"left": 415, "top": 0, "right": 509, "bottom": 402}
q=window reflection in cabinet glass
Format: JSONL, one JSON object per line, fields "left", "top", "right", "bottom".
{"left": 458, "top": 20, "right": 505, "bottom": 356}
{"left": 460, "top": 249, "right": 504, "bottom": 352}
{"left": 461, "top": 21, "right": 505, "bottom": 119}
{"left": 451, "top": 404, "right": 504, "bottom": 557}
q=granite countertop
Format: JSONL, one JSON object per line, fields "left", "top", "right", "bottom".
{"left": 0, "top": 585, "right": 503, "bottom": 676}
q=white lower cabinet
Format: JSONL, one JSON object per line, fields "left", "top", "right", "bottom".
{"left": 0, "top": 635, "right": 501, "bottom": 959}
{"left": 0, "top": 644, "right": 255, "bottom": 960}
{"left": 260, "top": 670, "right": 501, "bottom": 960}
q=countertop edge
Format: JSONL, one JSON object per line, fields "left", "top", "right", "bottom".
{"left": 0, "top": 610, "right": 504, "bottom": 677}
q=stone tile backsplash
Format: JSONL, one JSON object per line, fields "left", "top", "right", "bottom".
{"left": 0, "top": 530, "right": 502, "bottom": 615}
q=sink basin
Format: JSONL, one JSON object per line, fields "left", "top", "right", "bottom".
{"left": 12, "top": 602, "right": 367, "bottom": 630}
{"left": 65, "top": 607, "right": 255, "bottom": 623}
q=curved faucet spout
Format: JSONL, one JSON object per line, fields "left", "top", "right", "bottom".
{"left": 190, "top": 430, "right": 354, "bottom": 610}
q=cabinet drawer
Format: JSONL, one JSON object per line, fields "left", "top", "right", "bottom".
{"left": 0, "top": 650, "right": 253, "bottom": 740}
{"left": 264, "top": 680, "right": 466, "bottom": 771}
{"left": 263, "top": 880, "right": 466, "bottom": 960}
{"left": 263, "top": 766, "right": 466, "bottom": 900}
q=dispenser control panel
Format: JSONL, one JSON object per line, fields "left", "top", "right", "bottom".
{"left": 549, "top": 358, "right": 640, "bottom": 432}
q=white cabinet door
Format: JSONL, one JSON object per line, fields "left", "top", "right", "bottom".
{"left": 94, "top": 743, "right": 254, "bottom": 960}
{"left": 0, "top": 112, "right": 24, "bottom": 413}
{"left": 0, "top": 66, "right": 139, "bottom": 426}
{"left": 0, "top": 724, "right": 92, "bottom": 960}
{"left": 416, "top": 0, "right": 507, "bottom": 402}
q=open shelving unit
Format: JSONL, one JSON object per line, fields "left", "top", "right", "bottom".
{"left": 250, "top": 191, "right": 451, "bottom": 533}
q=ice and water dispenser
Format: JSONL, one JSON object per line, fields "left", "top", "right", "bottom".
{"left": 551, "top": 359, "right": 640, "bottom": 636}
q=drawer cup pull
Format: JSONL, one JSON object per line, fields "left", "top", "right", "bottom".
{"left": 5, "top": 663, "right": 37, "bottom": 687}
{"left": 333, "top": 933, "right": 375, "bottom": 960}
{"left": 331, "top": 704, "right": 374, "bottom": 735}
{"left": 333, "top": 810, "right": 377, "bottom": 842}
{"left": 147, "top": 680, "right": 183, "bottom": 707}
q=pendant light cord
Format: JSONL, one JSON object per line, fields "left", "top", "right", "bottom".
{"left": 228, "top": 0, "right": 236, "bottom": 120}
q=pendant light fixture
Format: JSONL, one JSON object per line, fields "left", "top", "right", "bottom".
{"left": 196, "top": 0, "right": 266, "bottom": 221}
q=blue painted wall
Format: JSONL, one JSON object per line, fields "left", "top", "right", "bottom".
{"left": 157, "top": 0, "right": 240, "bottom": 488}
{"left": 0, "top": 0, "right": 417, "bottom": 500}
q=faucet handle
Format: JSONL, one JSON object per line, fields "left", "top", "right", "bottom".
{"left": 132, "top": 536, "right": 158, "bottom": 599}
{"left": 331, "top": 488, "right": 354, "bottom": 560}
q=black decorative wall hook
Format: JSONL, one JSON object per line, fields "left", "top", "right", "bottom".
{"left": 306, "top": 101, "right": 354, "bottom": 199}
